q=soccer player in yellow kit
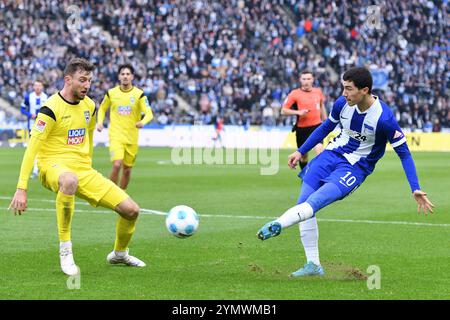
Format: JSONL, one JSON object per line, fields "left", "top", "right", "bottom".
{"left": 97, "top": 64, "right": 153, "bottom": 190}
{"left": 9, "top": 58, "right": 146, "bottom": 276}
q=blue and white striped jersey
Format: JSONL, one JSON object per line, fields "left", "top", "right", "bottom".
{"left": 21, "top": 91, "right": 48, "bottom": 117}
{"left": 325, "top": 95, "right": 406, "bottom": 173}
{"left": 298, "top": 95, "right": 420, "bottom": 192}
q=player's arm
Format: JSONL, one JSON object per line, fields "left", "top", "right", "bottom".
{"left": 97, "top": 92, "right": 110, "bottom": 131}
{"left": 387, "top": 120, "right": 434, "bottom": 214}
{"left": 136, "top": 94, "right": 153, "bottom": 128}
{"left": 288, "top": 96, "right": 345, "bottom": 169}
{"left": 280, "top": 93, "right": 309, "bottom": 117}
{"left": 319, "top": 91, "right": 328, "bottom": 121}
{"left": 288, "top": 119, "right": 337, "bottom": 169}
{"left": 9, "top": 110, "right": 55, "bottom": 215}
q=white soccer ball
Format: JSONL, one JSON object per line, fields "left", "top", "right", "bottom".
{"left": 165, "top": 205, "right": 199, "bottom": 238}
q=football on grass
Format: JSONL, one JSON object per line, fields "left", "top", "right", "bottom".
{"left": 166, "top": 205, "right": 199, "bottom": 238}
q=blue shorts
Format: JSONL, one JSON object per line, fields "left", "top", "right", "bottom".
{"left": 302, "top": 150, "right": 367, "bottom": 199}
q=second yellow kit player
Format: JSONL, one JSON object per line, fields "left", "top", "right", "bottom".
{"left": 97, "top": 64, "right": 153, "bottom": 190}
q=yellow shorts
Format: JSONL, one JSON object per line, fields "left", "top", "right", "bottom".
{"left": 109, "top": 141, "right": 138, "bottom": 167}
{"left": 38, "top": 163, "right": 129, "bottom": 210}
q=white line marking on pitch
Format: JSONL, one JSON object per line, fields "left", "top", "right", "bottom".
{"left": 1, "top": 196, "right": 448, "bottom": 228}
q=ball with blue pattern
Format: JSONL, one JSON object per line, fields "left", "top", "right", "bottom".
{"left": 165, "top": 205, "right": 199, "bottom": 238}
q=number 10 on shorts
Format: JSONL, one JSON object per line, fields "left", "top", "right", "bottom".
{"left": 339, "top": 171, "right": 356, "bottom": 187}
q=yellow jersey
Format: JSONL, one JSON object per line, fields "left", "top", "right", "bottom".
{"left": 97, "top": 86, "right": 153, "bottom": 144}
{"left": 17, "top": 92, "right": 96, "bottom": 189}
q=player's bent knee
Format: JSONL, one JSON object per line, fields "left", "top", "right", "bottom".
{"left": 124, "top": 203, "right": 139, "bottom": 220}
{"left": 116, "top": 198, "right": 140, "bottom": 220}
{"left": 58, "top": 172, "right": 78, "bottom": 194}
{"left": 112, "top": 161, "right": 122, "bottom": 171}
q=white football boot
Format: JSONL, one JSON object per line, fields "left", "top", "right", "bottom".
{"left": 60, "top": 246, "right": 79, "bottom": 276}
{"left": 106, "top": 249, "right": 146, "bottom": 267}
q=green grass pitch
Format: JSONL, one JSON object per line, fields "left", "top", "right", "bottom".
{"left": 0, "top": 147, "right": 449, "bottom": 299}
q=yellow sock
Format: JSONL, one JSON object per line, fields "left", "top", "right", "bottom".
{"left": 56, "top": 191, "right": 75, "bottom": 242}
{"left": 114, "top": 216, "right": 137, "bottom": 252}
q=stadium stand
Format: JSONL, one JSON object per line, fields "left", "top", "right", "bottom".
{"left": 0, "top": 0, "right": 448, "bottom": 130}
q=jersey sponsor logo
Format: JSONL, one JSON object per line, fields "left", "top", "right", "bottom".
{"left": 35, "top": 119, "right": 47, "bottom": 132}
{"left": 345, "top": 128, "right": 367, "bottom": 142}
{"left": 67, "top": 128, "right": 86, "bottom": 145}
{"left": 84, "top": 111, "right": 90, "bottom": 123}
{"left": 118, "top": 105, "right": 132, "bottom": 115}
{"left": 393, "top": 130, "right": 403, "bottom": 139}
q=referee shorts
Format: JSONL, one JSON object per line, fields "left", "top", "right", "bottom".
{"left": 295, "top": 124, "right": 321, "bottom": 149}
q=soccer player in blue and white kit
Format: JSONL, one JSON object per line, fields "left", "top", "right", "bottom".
{"left": 21, "top": 80, "right": 48, "bottom": 177}
{"left": 257, "top": 67, "right": 434, "bottom": 277}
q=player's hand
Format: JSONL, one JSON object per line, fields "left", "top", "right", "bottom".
{"left": 8, "top": 189, "right": 27, "bottom": 215}
{"left": 31, "top": 114, "right": 37, "bottom": 120}
{"left": 413, "top": 190, "right": 434, "bottom": 215}
{"left": 288, "top": 151, "right": 302, "bottom": 169}
{"left": 298, "top": 110, "right": 310, "bottom": 117}
{"left": 96, "top": 123, "right": 104, "bottom": 132}
{"left": 136, "top": 122, "right": 144, "bottom": 128}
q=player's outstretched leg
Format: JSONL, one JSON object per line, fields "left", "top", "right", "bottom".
{"left": 257, "top": 202, "right": 314, "bottom": 241}
{"left": 107, "top": 197, "right": 146, "bottom": 267}
{"left": 256, "top": 221, "right": 282, "bottom": 240}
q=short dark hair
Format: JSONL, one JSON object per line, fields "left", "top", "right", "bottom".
{"left": 300, "top": 70, "right": 314, "bottom": 77}
{"left": 118, "top": 64, "right": 134, "bottom": 75}
{"left": 64, "top": 58, "right": 95, "bottom": 76}
{"left": 34, "top": 78, "right": 45, "bottom": 85}
{"left": 342, "top": 67, "right": 373, "bottom": 93}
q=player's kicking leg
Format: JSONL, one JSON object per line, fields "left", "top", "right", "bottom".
{"left": 97, "top": 185, "right": 146, "bottom": 267}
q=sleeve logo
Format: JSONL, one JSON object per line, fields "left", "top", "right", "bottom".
{"left": 393, "top": 130, "right": 403, "bottom": 139}
{"left": 35, "top": 119, "right": 47, "bottom": 132}
{"left": 67, "top": 128, "right": 86, "bottom": 145}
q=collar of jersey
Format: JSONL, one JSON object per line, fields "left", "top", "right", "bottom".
{"left": 58, "top": 92, "right": 80, "bottom": 105}
{"left": 119, "top": 86, "right": 134, "bottom": 93}
{"left": 355, "top": 95, "right": 379, "bottom": 114}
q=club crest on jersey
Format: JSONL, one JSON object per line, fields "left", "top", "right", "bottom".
{"left": 84, "top": 111, "right": 90, "bottom": 123}
{"left": 118, "top": 105, "right": 132, "bottom": 115}
{"left": 67, "top": 128, "right": 85, "bottom": 145}
{"left": 130, "top": 97, "right": 136, "bottom": 104}
{"left": 35, "top": 119, "right": 47, "bottom": 132}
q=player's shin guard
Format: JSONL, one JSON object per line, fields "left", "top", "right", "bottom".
{"left": 114, "top": 216, "right": 137, "bottom": 252}
{"left": 56, "top": 191, "right": 75, "bottom": 242}
{"left": 276, "top": 202, "right": 314, "bottom": 228}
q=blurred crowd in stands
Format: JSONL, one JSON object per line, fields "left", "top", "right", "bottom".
{"left": 0, "top": 0, "right": 448, "bottom": 131}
